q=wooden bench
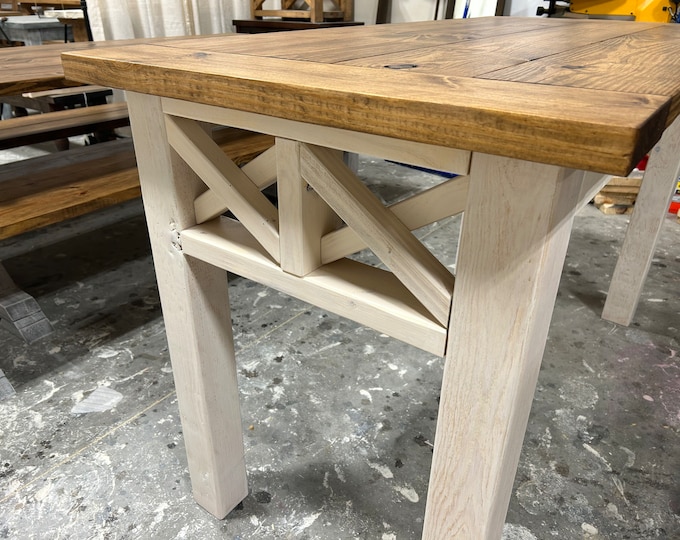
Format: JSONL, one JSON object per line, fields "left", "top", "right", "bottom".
{"left": 0, "top": 101, "right": 129, "bottom": 150}
{"left": 0, "top": 127, "right": 275, "bottom": 342}
{"left": 1, "top": 85, "right": 125, "bottom": 147}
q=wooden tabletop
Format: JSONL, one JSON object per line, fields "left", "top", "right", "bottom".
{"left": 61, "top": 17, "right": 680, "bottom": 175}
{"left": 0, "top": 35, "right": 210, "bottom": 97}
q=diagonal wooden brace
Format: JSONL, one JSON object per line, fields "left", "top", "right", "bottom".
{"left": 166, "top": 115, "right": 280, "bottom": 262}
{"left": 299, "top": 143, "right": 454, "bottom": 325}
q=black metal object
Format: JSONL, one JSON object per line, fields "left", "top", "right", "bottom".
{"left": 667, "top": 0, "right": 680, "bottom": 22}
{"left": 376, "top": 0, "right": 391, "bottom": 24}
{"left": 81, "top": 0, "right": 94, "bottom": 41}
{"left": 536, "top": 0, "right": 559, "bottom": 16}
{"left": 0, "top": 17, "right": 13, "bottom": 44}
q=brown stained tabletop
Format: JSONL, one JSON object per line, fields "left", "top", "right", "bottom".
{"left": 62, "top": 17, "right": 680, "bottom": 175}
{"left": 0, "top": 34, "right": 217, "bottom": 97}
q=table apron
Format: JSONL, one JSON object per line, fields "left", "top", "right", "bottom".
{"left": 161, "top": 98, "right": 471, "bottom": 176}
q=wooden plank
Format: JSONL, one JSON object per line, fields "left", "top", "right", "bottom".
{"left": 252, "top": 9, "right": 345, "bottom": 21}
{"left": 162, "top": 99, "right": 471, "bottom": 175}
{"left": 251, "top": 0, "right": 264, "bottom": 17}
{"left": 211, "top": 127, "right": 274, "bottom": 166}
{"left": 309, "top": 0, "right": 323, "bottom": 22}
{"left": 0, "top": 139, "right": 139, "bottom": 240}
{"left": 0, "top": 35, "right": 223, "bottom": 96}
{"left": 277, "top": 138, "right": 341, "bottom": 276}
{"left": 165, "top": 115, "right": 280, "bottom": 262}
{"left": 606, "top": 175, "right": 643, "bottom": 188}
{"left": 181, "top": 218, "right": 447, "bottom": 356}
{"left": 480, "top": 24, "right": 680, "bottom": 123}
{"left": 321, "top": 175, "right": 469, "bottom": 264}
{"left": 62, "top": 39, "right": 670, "bottom": 175}
{"left": 300, "top": 143, "right": 455, "bottom": 325}
{"left": 194, "top": 145, "right": 277, "bottom": 224}
{"left": 126, "top": 91, "right": 248, "bottom": 519}
{"left": 23, "top": 84, "right": 111, "bottom": 98}
{"left": 338, "top": 22, "right": 650, "bottom": 77}
{"left": 602, "top": 116, "right": 680, "bottom": 325}
{"left": 175, "top": 17, "right": 566, "bottom": 62}
{"left": 423, "top": 156, "right": 585, "bottom": 539}
{"left": 0, "top": 128, "right": 272, "bottom": 241}
{"left": 339, "top": 0, "right": 354, "bottom": 21}
{"left": 0, "top": 102, "right": 129, "bottom": 150}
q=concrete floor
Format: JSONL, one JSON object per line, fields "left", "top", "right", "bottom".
{"left": 0, "top": 148, "right": 679, "bottom": 539}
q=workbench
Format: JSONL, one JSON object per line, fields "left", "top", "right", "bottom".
{"left": 60, "top": 17, "right": 680, "bottom": 538}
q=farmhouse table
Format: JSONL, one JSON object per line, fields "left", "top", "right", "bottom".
{"left": 61, "top": 17, "right": 680, "bottom": 538}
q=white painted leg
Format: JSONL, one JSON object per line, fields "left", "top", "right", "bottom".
{"left": 422, "top": 154, "right": 585, "bottom": 539}
{"left": 602, "top": 117, "right": 680, "bottom": 326}
{"left": 126, "top": 93, "right": 248, "bottom": 518}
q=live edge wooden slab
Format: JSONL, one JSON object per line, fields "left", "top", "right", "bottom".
{"left": 61, "top": 17, "right": 680, "bottom": 539}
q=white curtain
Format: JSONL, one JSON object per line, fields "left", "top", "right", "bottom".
{"left": 86, "top": 0, "right": 251, "bottom": 41}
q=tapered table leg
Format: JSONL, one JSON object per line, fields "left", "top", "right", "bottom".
{"left": 602, "top": 117, "right": 680, "bottom": 326}
{"left": 423, "top": 154, "right": 586, "bottom": 539}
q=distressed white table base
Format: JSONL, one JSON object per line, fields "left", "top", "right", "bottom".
{"left": 126, "top": 91, "right": 609, "bottom": 539}
{"left": 602, "top": 116, "right": 680, "bottom": 326}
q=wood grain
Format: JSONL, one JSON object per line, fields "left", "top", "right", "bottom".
{"left": 300, "top": 143, "right": 454, "bottom": 325}
{"left": 0, "top": 35, "right": 223, "bottom": 96}
{"left": 194, "top": 145, "right": 277, "bottom": 224}
{"left": 61, "top": 18, "right": 677, "bottom": 175}
{"left": 162, "top": 99, "right": 471, "bottom": 175}
{"left": 0, "top": 128, "right": 274, "bottom": 240}
{"left": 126, "top": 92, "right": 248, "bottom": 519}
{"left": 277, "top": 138, "right": 341, "bottom": 276}
{"left": 423, "top": 156, "right": 586, "bottom": 539}
{"left": 479, "top": 24, "right": 680, "bottom": 124}
{"left": 602, "top": 116, "right": 680, "bottom": 325}
{"left": 181, "top": 218, "right": 447, "bottom": 356}
{"left": 166, "top": 115, "right": 280, "bottom": 261}
{"left": 320, "top": 175, "right": 469, "bottom": 264}
{"left": 0, "top": 139, "right": 139, "bottom": 240}
{"left": 0, "top": 102, "right": 129, "bottom": 150}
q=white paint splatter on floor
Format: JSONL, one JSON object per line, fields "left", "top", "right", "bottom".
{"left": 368, "top": 461, "right": 393, "bottom": 479}
{"left": 393, "top": 485, "right": 419, "bottom": 503}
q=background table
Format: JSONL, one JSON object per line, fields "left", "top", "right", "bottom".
{"left": 0, "top": 15, "right": 72, "bottom": 45}
{"left": 61, "top": 17, "right": 680, "bottom": 539}
{"left": 232, "top": 19, "right": 363, "bottom": 33}
{"left": 43, "top": 8, "right": 89, "bottom": 42}
{"left": 0, "top": 36, "right": 209, "bottom": 96}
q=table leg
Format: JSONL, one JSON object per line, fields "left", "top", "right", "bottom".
{"left": 602, "top": 117, "right": 680, "bottom": 326}
{"left": 22, "top": 30, "right": 42, "bottom": 46}
{"left": 126, "top": 92, "right": 248, "bottom": 518}
{"left": 0, "top": 262, "right": 53, "bottom": 343}
{"left": 422, "top": 154, "right": 585, "bottom": 539}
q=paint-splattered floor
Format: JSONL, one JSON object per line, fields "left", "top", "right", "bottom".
{"left": 1, "top": 150, "right": 679, "bottom": 539}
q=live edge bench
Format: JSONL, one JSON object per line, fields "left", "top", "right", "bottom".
{"left": 0, "top": 127, "right": 274, "bottom": 342}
